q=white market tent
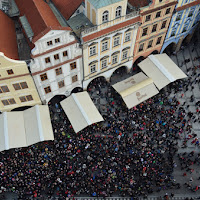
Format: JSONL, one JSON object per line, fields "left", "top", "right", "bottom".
{"left": 112, "top": 72, "right": 159, "bottom": 109}
{"left": 60, "top": 91, "right": 104, "bottom": 133}
{"left": 0, "top": 105, "right": 54, "bottom": 152}
{"left": 138, "top": 53, "right": 187, "bottom": 90}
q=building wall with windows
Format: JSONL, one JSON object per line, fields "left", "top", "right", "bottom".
{"left": 0, "top": 53, "right": 41, "bottom": 112}
{"left": 30, "top": 29, "right": 83, "bottom": 103}
{"left": 81, "top": 0, "right": 140, "bottom": 89}
{"left": 161, "top": 0, "right": 200, "bottom": 53}
{"left": 132, "top": 0, "right": 177, "bottom": 63}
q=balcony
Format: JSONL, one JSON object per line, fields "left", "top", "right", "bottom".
{"left": 81, "top": 11, "right": 140, "bottom": 37}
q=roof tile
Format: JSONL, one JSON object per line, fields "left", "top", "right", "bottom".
{"left": 0, "top": 10, "right": 19, "bottom": 60}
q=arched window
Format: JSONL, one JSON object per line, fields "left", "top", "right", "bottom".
{"left": 116, "top": 6, "right": 122, "bottom": 18}
{"left": 102, "top": 11, "right": 109, "bottom": 23}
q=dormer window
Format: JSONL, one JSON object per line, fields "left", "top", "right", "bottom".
{"left": 116, "top": 6, "right": 122, "bottom": 18}
{"left": 102, "top": 11, "right": 109, "bottom": 23}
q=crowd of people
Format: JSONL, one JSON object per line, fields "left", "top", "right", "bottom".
{"left": 0, "top": 29, "right": 200, "bottom": 200}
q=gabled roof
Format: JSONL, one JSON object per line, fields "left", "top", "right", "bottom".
{"left": 15, "top": 0, "right": 65, "bottom": 42}
{"left": 0, "top": 10, "right": 19, "bottom": 60}
{"left": 128, "top": 0, "right": 149, "bottom": 8}
{"left": 51, "top": 0, "right": 83, "bottom": 20}
{"left": 89, "top": 0, "right": 123, "bottom": 9}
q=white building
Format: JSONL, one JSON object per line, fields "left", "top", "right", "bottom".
{"left": 15, "top": 0, "right": 83, "bottom": 104}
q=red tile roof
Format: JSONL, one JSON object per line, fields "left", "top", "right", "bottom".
{"left": 52, "top": 0, "right": 83, "bottom": 20}
{"left": 0, "top": 11, "right": 19, "bottom": 60}
{"left": 128, "top": 0, "right": 149, "bottom": 8}
{"left": 15, "top": 0, "right": 65, "bottom": 42}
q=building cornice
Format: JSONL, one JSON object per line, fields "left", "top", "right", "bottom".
{"left": 176, "top": 0, "right": 200, "bottom": 12}
{"left": 0, "top": 73, "right": 30, "bottom": 81}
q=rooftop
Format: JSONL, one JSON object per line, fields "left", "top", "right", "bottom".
{"left": 51, "top": 0, "right": 84, "bottom": 20}
{"left": 128, "top": 0, "right": 149, "bottom": 8}
{"left": 67, "top": 13, "right": 94, "bottom": 38}
{"left": 15, "top": 0, "right": 63, "bottom": 42}
{"left": 89, "top": 0, "right": 123, "bottom": 9}
{"left": 0, "top": 10, "right": 19, "bottom": 60}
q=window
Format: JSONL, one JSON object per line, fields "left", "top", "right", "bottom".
{"left": 165, "top": 8, "right": 171, "bottom": 15}
{"left": 116, "top": 6, "right": 122, "bottom": 18}
{"left": 112, "top": 55, "right": 118, "bottom": 64}
{"left": 113, "top": 36, "right": 120, "bottom": 47}
{"left": 7, "top": 69, "right": 14, "bottom": 75}
{"left": 90, "top": 64, "right": 96, "bottom": 73}
{"left": 102, "top": 41, "right": 108, "bottom": 52}
{"left": 89, "top": 46, "right": 96, "bottom": 56}
{"left": 188, "top": 9, "right": 194, "bottom": 17}
{"left": 47, "top": 41, "right": 52, "bottom": 46}
{"left": 2, "top": 98, "right": 16, "bottom": 106}
{"left": 122, "top": 51, "right": 128, "bottom": 60}
{"left": 0, "top": 85, "right": 9, "bottom": 93}
{"left": 138, "top": 43, "right": 144, "bottom": 52}
{"left": 63, "top": 51, "right": 68, "bottom": 57}
{"left": 20, "top": 82, "right": 28, "bottom": 89}
{"left": 147, "top": 40, "right": 153, "bottom": 48}
{"left": 40, "top": 73, "right": 48, "bottom": 81}
{"left": 142, "top": 28, "right": 148, "bottom": 36}
{"left": 102, "top": 10, "right": 109, "bottom": 23}
{"left": 170, "top": 30, "right": 176, "bottom": 37}
{"left": 182, "top": 25, "right": 187, "bottom": 33}
{"left": 176, "top": 13, "right": 182, "bottom": 21}
{"left": 72, "top": 75, "right": 78, "bottom": 83}
{"left": 152, "top": 24, "right": 157, "bottom": 32}
{"left": 13, "top": 82, "right": 28, "bottom": 90}
{"left": 125, "top": 32, "right": 131, "bottom": 42}
{"left": 45, "top": 57, "right": 51, "bottom": 63}
{"left": 55, "top": 38, "right": 60, "bottom": 43}
{"left": 44, "top": 86, "right": 51, "bottom": 94}
{"left": 70, "top": 62, "right": 77, "bottom": 70}
{"left": 54, "top": 54, "right": 59, "bottom": 60}
{"left": 161, "top": 20, "right": 167, "bottom": 29}
{"left": 55, "top": 67, "right": 62, "bottom": 76}
{"left": 156, "top": 36, "right": 162, "bottom": 45}
{"left": 156, "top": 11, "right": 161, "bottom": 18}
{"left": 101, "top": 59, "right": 107, "bottom": 69}
{"left": 26, "top": 95, "right": 33, "bottom": 101}
{"left": 19, "top": 96, "right": 26, "bottom": 102}
{"left": 58, "top": 80, "right": 65, "bottom": 88}
{"left": 145, "top": 15, "right": 151, "bottom": 22}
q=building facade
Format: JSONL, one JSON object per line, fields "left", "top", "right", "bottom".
{"left": 161, "top": 0, "right": 200, "bottom": 53}
{"left": 30, "top": 28, "right": 83, "bottom": 104}
{"left": 15, "top": 0, "right": 83, "bottom": 104}
{"left": 0, "top": 53, "right": 41, "bottom": 112}
{"left": 78, "top": 0, "right": 140, "bottom": 89}
{"left": 131, "top": 0, "right": 177, "bottom": 64}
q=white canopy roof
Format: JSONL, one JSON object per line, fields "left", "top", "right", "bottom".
{"left": 112, "top": 72, "right": 159, "bottom": 109}
{"left": 0, "top": 105, "right": 54, "bottom": 152}
{"left": 60, "top": 91, "right": 104, "bottom": 133}
{"left": 138, "top": 53, "right": 187, "bottom": 90}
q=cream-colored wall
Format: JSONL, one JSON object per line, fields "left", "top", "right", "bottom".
{"left": 97, "top": 0, "right": 128, "bottom": 25}
{"left": 0, "top": 53, "right": 41, "bottom": 112}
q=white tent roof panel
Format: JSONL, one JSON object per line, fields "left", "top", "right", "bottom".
{"left": 0, "top": 105, "right": 54, "bottom": 152}
{"left": 7, "top": 112, "right": 26, "bottom": 149}
{"left": 112, "top": 72, "right": 159, "bottom": 109}
{"left": 138, "top": 54, "right": 187, "bottom": 90}
{"left": 61, "top": 92, "right": 104, "bottom": 133}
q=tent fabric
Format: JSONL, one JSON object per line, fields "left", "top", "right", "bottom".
{"left": 112, "top": 72, "right": 159, "bottom": 109}
{"left": 0, "top": 105, "right": 54, "bottom": 152}
{"left": 60, "top": 91, "right": 104, "bottom": 133}
{"left": 138, "top": 53, "right": 187, "bottom": 90}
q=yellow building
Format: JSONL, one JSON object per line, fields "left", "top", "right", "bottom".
{"left": 0, "top": 53, "right": 41, "bottom": 112}
{"left": 0, "top": 10, "right": 41, "bottom": 112}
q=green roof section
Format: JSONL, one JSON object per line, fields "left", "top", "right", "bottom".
{"left": 19, "top": 15, "right": 34, "bottom": 39}
{"left": 89, "top": 0, "right": 123, "bottom": 9}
